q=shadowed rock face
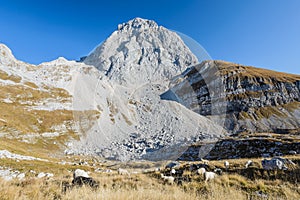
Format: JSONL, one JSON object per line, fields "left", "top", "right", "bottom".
{"left": 168, "top": 60, "right": 300, "bottom": 134}
{"left": 178, "top": 136, "right": 300, "bottom": 161}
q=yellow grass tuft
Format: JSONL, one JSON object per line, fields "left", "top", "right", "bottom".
{"left": 0, "top": 69, "right": 22, "bottom": 83}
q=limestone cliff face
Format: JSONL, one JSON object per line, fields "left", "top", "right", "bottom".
{"left": 84, "top": 17, "right": 198, "bottom": 87}
{"left": 167, "top": 60, "right": 300, "bottom": 134}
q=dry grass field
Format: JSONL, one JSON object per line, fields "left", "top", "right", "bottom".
{"left": 0, "top": 155, "right": 299, "bottom": 200}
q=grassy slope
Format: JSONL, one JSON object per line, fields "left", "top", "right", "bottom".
{"left": 0, "top": 74, "right": 100, "bottom": 159}
{"left": 215, "top": 60, "right": 300, "bottom": 83}
{"left": 0, "top": 156, "right": 299, "bottom": 200}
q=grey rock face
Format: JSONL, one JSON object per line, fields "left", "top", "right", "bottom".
{"left": 296, "top": 80, "right": 300, "bottom": 92}
{"left": 168, "top": 60, "right": 300, "bottom": 134}
{"left": 65, "top": 18, "right": 225, "bottom": 161}
{"left": 84, "top": 17, "right": 198, "bottom": 87}
{"left": 178, "top": 137, "right": 300, "bottom": 161}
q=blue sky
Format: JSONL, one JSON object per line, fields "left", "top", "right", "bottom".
{"left": 0, "top": 0, "right": 299, "bottom": 74}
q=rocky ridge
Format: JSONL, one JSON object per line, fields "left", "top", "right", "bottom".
{"left": 167, "top": 60, "right": 300, "bottom": 134}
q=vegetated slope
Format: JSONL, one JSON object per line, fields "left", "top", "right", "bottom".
{"left": 1, "top": 155, "right": 300, "bottom": 200}
{"left": 167, "top": 60, "right": 300, "bottom": 134}
{"left": 0, "top": 44, "right": 101, "bottom": 158}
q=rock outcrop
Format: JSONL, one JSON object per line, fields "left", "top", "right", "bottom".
{"left": 167, "top": 60, "right": 300, "bottom": 134}
{"left": 178, "top": 133, "right": 300, "bottom": 161}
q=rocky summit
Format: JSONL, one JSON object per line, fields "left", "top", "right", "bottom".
{"left": 0, "top": 18, "right": 299, "bottom": 162}
{"left": 83, "top": 17, "right": 198, "bottom": 87}
{"left": 72, "top": 18, "right": 224, "bottom": 161}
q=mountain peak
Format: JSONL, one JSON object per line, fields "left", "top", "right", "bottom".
{"left": 84, "top": 18, "right": 198, "bottom": 86}
{"left": 39, "top": 56, "right": 75, "bottom": 66}
{"left": 0, "top": 43, "right": 16, "bottom": 65}
{"left": 117, "top": 17, "right": 159, "bottom": 31}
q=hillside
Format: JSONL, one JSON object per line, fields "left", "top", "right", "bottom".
{"left": 0, "top": 44, "right": 101, "bottom": 159}
{"left": 167, "top": 60, "right": 300, "bottom": 134}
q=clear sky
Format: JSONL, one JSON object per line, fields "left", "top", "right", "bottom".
{"left": 0, "top": 0, "right": 299, "bottom": 74}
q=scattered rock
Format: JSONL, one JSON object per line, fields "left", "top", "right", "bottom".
{"left": 262, "top": 157, "right": 288, "bottom": 170}
{"left": 63, "top": 169, "right": 99, "bottom": 192}
{"left": 0, "top": 150, "right": 48, "bottom": 161}
{"left": 165, "top": 161, "right": 180, "bottom": 169}
{"left": 0, "top": 167, "right": 25, "bottom": 181}
{"left": 16, "top": 173, "right": 26, "bottom": 180}
{"left": 72, "top": 176, "right": 99, "bottom": 189}
{"left": 73, "top": 169, "right": 89, "bottom": 178}
{"left": 255, "top": 191, "right": 268, "bottom": 198}
{"left": 289, "top": 150, "right": 297, "bottom": 155}
{"left": 37, "top": 172, "right": 54, "bottom": 178}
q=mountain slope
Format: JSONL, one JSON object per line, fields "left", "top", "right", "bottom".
{"left": 70, "top": 18, "right": 225, "bottom": 161}
{"left": 167, "top": 60, "right": 300, "bottom": 134}
{"left": 0, "top": 18, "right": 226, "bottom": 161}
{"left": 0, "top": 44, "right": 101, "bottom": 158}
